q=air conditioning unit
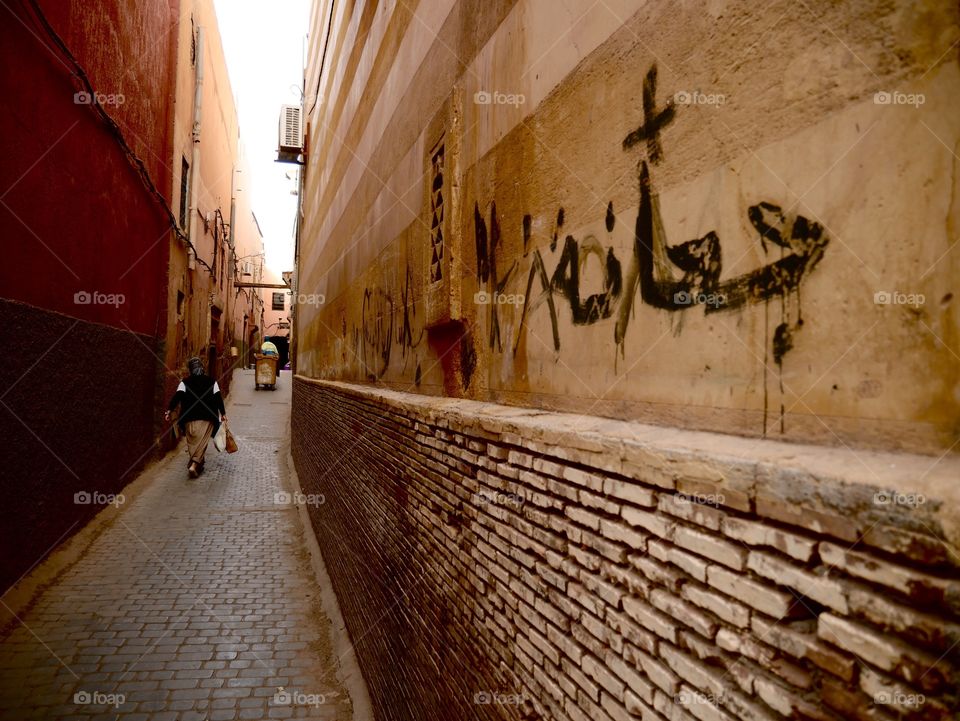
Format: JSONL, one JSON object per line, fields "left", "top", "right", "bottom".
{"left": 277, "top": 105, "right": 303, "bottom": 163}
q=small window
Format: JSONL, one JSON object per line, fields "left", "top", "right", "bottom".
{"left": 428, "top": 142, "right": 444, "bottom": 283}
{"left": 179, "top": 157, "right": 189, "bottom": 228}
{"left": 176, "top": 291, "right": 185, "bottom": 318}
{"left": 272, "top": 292, "right": 285, "bottom": 311}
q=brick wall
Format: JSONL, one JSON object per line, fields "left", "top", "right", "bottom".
{"left": 292, "top": 377, "right": 959, "bottom": 721}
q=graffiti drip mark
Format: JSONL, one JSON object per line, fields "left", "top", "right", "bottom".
{"left": 773, "top": 321, "right": 792, "bottom": 433}
{"left": 622, "top": 64, "right": 676, "bottom": 165}
{"left": 522, "top": 214, "right": 532, "bottom": 256}
{"left": 772, "top": 322, "right": 793, "bottom": 366}
{"left": 605, "top": 202, "right": 616, "bottom": 233}
{"left": 551, "top": 208, "right": 564, "bottom": 252}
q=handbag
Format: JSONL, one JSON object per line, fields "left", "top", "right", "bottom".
{"left": 225, "top": 425, "right": 239, "bottom": 453}
{"left": 213, "top": 421, "right": 227, "bottom": 452}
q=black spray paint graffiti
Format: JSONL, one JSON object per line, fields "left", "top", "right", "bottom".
{"left": 514, "top": 229, "right": 624, "bottom": 353}
{"left": 474, "top": 201, "right": 517, "bottom": 351}
{"left": 357, "top": 287, "right": 393, "bottom": 380}
{"left": 355, "top": 264, "right": 425, "bottom": 380}
{"left": 474, "top": 200, "right": 626, "bottom": 355}
{"left": 396, "top": 264, "right": 425, "bottom": 360}
{"left": 611, "top": 162, "right": 828, "bottom": 352}
{"left": 478, "top": 63, "right": 829, "bottom": 432}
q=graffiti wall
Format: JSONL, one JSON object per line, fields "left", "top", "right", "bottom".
{"left": 298, "top": 0, "right": 960, "bottom": 453}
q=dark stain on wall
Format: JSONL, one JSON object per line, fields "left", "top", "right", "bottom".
{"left": 460, "top": 332, "right": 477, "bottom": 391}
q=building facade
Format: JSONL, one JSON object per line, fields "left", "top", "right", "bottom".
{"left": 261, "top": 267, "right": 292, "bottom": 368}
{"left": 292, "top": 2, "right": 960, "bottom": 720}
{"left": 0, "top": 0, "right": 178, "bottom": 593}
{"left": 165, "top": 0, "right": 262, "bottom": 397}
{"left": 0, "top": 0, "right": 258, "bottom": 592}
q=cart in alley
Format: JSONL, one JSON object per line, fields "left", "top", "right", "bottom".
{"left": 254, "top": 353, "right": 278, "bottom": 390}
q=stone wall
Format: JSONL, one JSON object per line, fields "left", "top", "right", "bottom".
{"left": 292, "top": 376, "right": 960, "bottom": 721}
{"left": 297, "top": 0, "right": 960, "bottom": 455}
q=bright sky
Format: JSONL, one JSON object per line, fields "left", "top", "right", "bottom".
{"left": 213, "top": 0, "right": 311, "bottom": 277}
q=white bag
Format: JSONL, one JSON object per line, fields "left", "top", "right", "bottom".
{"left": 213, "top": 421, "right": 227, "bottom": 452}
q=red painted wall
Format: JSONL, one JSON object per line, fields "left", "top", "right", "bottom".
{"left": 0, "top": 0, "right": 180, "bottom": 592}
{"left": 0, "top": 0, "right": 178, "bottom": 335}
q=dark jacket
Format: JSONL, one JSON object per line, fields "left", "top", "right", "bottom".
{"left": 168, "top": 374, "right": 226, "bottom": 430}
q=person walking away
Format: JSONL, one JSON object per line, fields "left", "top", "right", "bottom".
{"left": 164, "top": 357, "right": 227, "bottom": 478}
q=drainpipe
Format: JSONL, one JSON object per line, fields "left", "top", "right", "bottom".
{"left": 229, "top": 168, "right": 237, "bottom": 261}
{"left": 187, "top": 26, "right": 205, "bottom": 271}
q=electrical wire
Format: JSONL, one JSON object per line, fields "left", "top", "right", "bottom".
{"left": 24, "top": 0, "right": 215, "bottom": 274}
{"left": 306, "top": 0, "right": 336, "bottom": 117}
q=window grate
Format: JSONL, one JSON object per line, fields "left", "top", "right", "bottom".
{"left": 429, "top": 144, "right": 444, "bottom": 283}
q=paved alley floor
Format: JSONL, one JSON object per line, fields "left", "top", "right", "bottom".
{"left": 0, "top": 369, "right": 355, "bottom": 720}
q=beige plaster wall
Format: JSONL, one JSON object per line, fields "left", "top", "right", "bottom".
{"left": 165, "top": 0, "right": 244, "bottom": 377}
{"left": 298, "top": 0, "right": 960, "bottom": 454}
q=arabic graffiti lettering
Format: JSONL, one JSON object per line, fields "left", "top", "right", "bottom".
{"left": 467, "top": 63, "right": 831, "bottom": 435}
{"left": 358, "top": 287, "right": 392, "bottom": 380}
{"left": 355, "top": 263, "right": 425, "bottom": 381}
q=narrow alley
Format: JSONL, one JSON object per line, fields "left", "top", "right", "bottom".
{"left": 2, "top": 1, "right": 960, "bottom": 720}
{"left": 0, "top": 372, "right": 360, "bottom": 720}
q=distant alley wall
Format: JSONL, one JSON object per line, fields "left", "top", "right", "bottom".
{"left": 297, "top": 0, "right": 960, "bottom": 453}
